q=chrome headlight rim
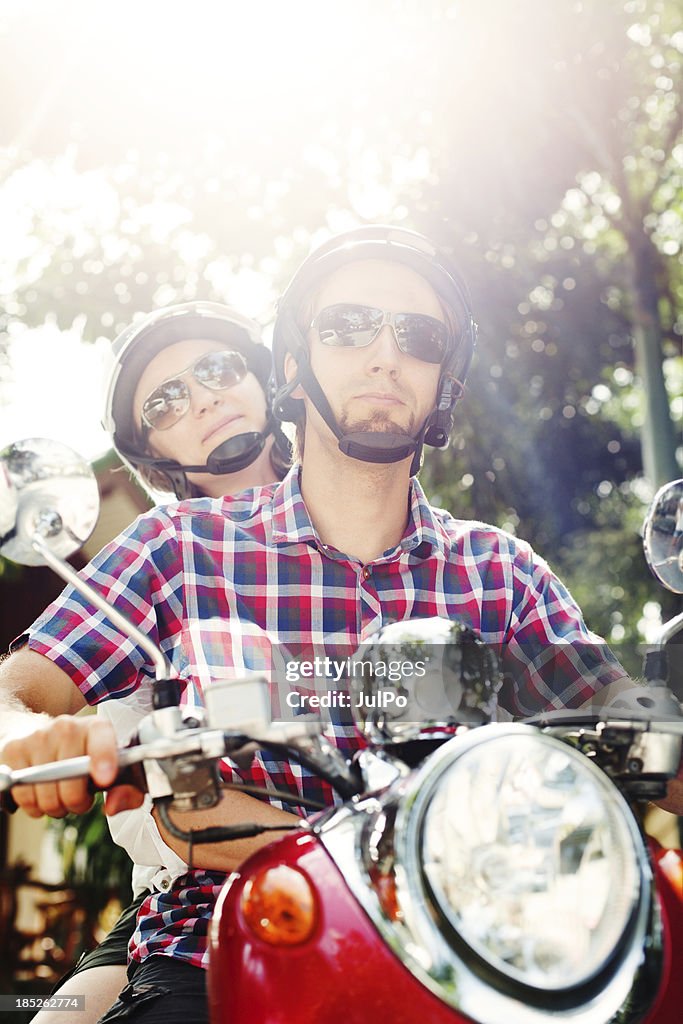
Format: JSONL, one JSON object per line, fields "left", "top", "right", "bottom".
{"left": 393, "top": 724, "right": 649, "bottom": 996}
{"left": 317, "top": 726, "right": 660, "bottom": 1024}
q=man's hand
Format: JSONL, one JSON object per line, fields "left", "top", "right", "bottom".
{"left": 0, "top": 714, "right": 143, "bottom": 818}
{"left": 658, "top": 769, "right": 683, "bottom": 817}
{"left": 0, "top": 647, "right": 144, "bottom": 818}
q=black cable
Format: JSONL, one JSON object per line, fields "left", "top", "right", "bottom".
{"left": 156, "top": 796, "right": 306, "bottom": 845}
{"left": 220, "top": 781, "right": 326, "bottom": 811}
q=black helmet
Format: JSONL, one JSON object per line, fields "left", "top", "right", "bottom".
{"left": 103, "top": 301, "right": 289, "bottom": 498}
{"left": 271, "top": 225, "right": 477, "bottom": 474}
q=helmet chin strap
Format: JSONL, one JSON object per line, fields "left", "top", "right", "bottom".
{"left": 119, "top": 417, "right": 277, "bottom": 480}
{"left": 285, "top": 346, "right": 434, "bottom": 469}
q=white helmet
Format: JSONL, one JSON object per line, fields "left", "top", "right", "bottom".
{"left": 103, "top": 301, "right": 289, "bottom": 499}
{"left": 272, "top": 225, "right": 477, "bottom": 476}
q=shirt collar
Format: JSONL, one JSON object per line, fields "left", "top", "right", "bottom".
{"left": 270, "top": 465, "right": 449, "bottom": 560}
{"left": 271, "top": 465, "right": 320, "bottom": 547}
{"left": 400, "top": 477, "right": 449, "bottom": 559}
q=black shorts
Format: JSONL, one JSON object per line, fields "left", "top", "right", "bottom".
{"left": 53, "top": 892, "right": 147, "bottom": 989}
{"left": 96, "top": 958, "right": 207, "bottom": 1024}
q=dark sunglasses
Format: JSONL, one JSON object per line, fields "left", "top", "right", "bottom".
{"left": 140, "top": 349, "right": 248, "bottom": 432}
{"left": 310, "top": 303, "right": 451, "bottom": 365}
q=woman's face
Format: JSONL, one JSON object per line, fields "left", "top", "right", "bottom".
{"left": 132, "top": 338, "right": 269, "bottom": 470}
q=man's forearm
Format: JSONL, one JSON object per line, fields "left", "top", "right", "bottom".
{"left": 0, "top": 648, "right": 86, "bottom": 718}
{"left": 0, "top": 689, "right": 52, "bottom": 742}
{"left": 0, "top": 650, "right": 65, "bottom": 744}
{"left": 152, "top": 788, "right": 301, "bottom": 874}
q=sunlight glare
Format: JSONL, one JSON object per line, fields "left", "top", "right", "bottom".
{"left": 0, "top": 324, "right": 111, "bottom": 460}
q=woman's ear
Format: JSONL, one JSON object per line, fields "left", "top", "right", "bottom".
{"left": 139, "top": 427, "right": 159, "bottom": 458}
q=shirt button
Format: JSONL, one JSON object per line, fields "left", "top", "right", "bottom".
{"left": 362, "top": 566, "right": 372, "bottom": 580}
{"left": 160, "top": 878, "right": 170, "bottom": 890}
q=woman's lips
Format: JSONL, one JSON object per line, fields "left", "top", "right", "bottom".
{"left": 202, "top": 414, "right": 244, "bottom": 444}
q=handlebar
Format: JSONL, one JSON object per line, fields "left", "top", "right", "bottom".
{"left": 0, "top": 726, "right": 241, "bottom": 814}
{"left": 0, "top": 709, "right": 362, "bottom": 832}
{"left": 2, "top": 705, "right": 682, "bottom": 823}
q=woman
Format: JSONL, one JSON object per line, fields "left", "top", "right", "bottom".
{"left": 105, "top": 300, "right": 290, "bottom": 499}
{"left": 34, "top": 302, "right": 289, "bottom": 1024}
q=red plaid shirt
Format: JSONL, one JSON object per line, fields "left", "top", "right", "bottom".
{"left": 27, "top": 467, "right": 625, "bottom": 968}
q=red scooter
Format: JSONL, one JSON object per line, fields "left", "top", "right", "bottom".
{"left": 207, "top": 675, "right": 683, "bottom": 1023}
{"left": 1, "top": 442, "right": 682, "bottom": 1024}
{"left": 208, "top": 757, "right": 683, "bottom": 1024}
{"left": 206, "top": 478, "right": 683, "bottom": 1024}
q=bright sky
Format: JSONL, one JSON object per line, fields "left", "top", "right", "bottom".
{"left": 0, "top": 324, "right": 112, "bottom": 460}
{"left": 0, "top": 0, "right": 453, "bottom": 462}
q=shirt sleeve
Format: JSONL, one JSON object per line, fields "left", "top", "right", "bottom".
{"left": 500, "top": 539, "right": 628, "bottom": 716}
{"left": 25, "top": 507, "right": 184, "bottom": 706}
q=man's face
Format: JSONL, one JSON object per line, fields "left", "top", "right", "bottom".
{"left": 293, "top": 259, "right": 444, "bottom": 446}
{"left": 133, "top": 338, "right": 268, "bottom": 469}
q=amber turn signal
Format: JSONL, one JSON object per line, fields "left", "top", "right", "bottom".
{"left": 241, "top": 864, "right": 318, "bottom": 945}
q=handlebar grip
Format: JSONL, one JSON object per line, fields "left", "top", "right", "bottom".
{"left": 0, "top": 760, "right": 146, "bottom": 815}
{"left": 83, "top": 763, "right": 144, "bottom": 795}
{"left": 0, "top": 788, "right": 18, "bottom": 814}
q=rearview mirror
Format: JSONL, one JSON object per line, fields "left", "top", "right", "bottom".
{"left": 643, "top": 479, "right": 683, "bottom": 595}
{"left": 0, "top": 438, "right": 99, "bottom": 566}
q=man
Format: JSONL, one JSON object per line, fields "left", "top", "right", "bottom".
{"left": 0, "top": 225, "right": 667, "bottom": 1023}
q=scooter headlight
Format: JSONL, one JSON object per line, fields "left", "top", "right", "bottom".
{"left": 419, "top": 732, "right": 640, "bottom": 990}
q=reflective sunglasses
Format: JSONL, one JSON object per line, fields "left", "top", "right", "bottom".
{"left": 140, "top": 349, "right": 248, "bottom": 431}
{"left": 310, "top": 303, "right": 450, "bottom": 365}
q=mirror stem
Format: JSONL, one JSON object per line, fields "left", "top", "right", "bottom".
{"left": 643, "top": 609, "right": 683, "bottom": 689}
{"left": 31, "top": 530, "right": 173, "bottom": 683}
{"left": 658, "top": 609, "right": 683, "bottom": 648}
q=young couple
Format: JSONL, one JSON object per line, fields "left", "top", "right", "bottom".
{"left": 1, "top": 224, "right": 671, "bottom": 1024}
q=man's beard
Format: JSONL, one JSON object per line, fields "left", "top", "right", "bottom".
{"left": 338, "top": 407, "right": 416, "bottom": 437}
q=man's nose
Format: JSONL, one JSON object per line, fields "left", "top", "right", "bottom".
{"left": 366, "top": 322, "right": 402, "bottom": 373}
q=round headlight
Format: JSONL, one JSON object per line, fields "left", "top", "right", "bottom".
{"left": 420, "top": 733, "right": 640, "bottom": 990}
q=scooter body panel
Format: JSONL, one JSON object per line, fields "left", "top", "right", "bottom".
{"left": 208, "top": 831, "right": 472, "bottom": 1024}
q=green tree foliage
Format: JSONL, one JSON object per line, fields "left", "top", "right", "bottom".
{"left": 0, "top": 0, "right": 680, "bottom": 646}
